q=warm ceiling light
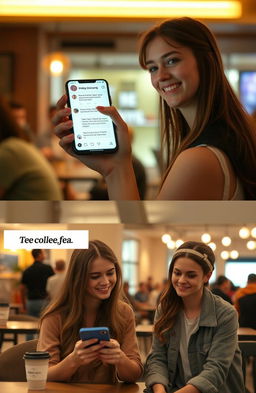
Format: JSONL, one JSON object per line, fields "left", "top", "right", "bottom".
{"left": 175, "top": 239, "right": 184, "bottom": 248}
{"left": 208, "top": 242, "right": 216, "bottom": 251}
{"left": 239, "top": 226, "right": 250, "bottom": 239}
{"left": 42, "top": 52, "right": 70, "bottom": 76}
{"left": 0, "top": 1, "right": 242, "bottom": 19}
{"left": 162, "top": 233, "right": 171, "bottom": 244}
{"left": 201, "top": 233, "right": 211, "bottom": 243}
{"left": 251, "top": 227, "right": 256, "bottom": 238}
{"left": 221, "top": 250, "right": 229, "bottom": 260}
{"left": 230, "top": 250, "right": 239, "bottom": 259}
{"left": 247, "top": 240, "right": 256, "bottom": 250}
{"left": 167, "top": 240, "right": 176, "bottom": 249}
{"left": 221, "top": 236, "right": 231, "bottom": 246}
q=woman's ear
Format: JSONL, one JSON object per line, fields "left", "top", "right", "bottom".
{"left": 204, "top": 271, "right": 212, "bottom": 284}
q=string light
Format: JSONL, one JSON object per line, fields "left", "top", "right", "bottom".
{"left": 221, "top": 250, "right": 229, "bottom": 260}
{"left": 208, "top": 242, "right": 216, "bottom": 251}
{"left": 201, "top": 233, "right": 211, "bottom": 243}
{"left": 239, "top": 226, "right": 250, "bottom": 239}
{"left": 161, "top": 234, "right": 171, "bottom": 244}
{"left": 221, "top": 236, "right": 231, "bottom": 246}
{"left": 230, "top": 250, "right": 239, "bottom": 259}
{"left": 247, "top": 240, "right": 256, "bottom": 250}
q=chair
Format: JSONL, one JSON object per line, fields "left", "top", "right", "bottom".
{"left": 238, "top": 293, "right": 256, "bottom": 329}
{"left": 239, "top": 341, "right": 256, "bottom": 393}
{"left": 0, "top": 339, "right": 38, "bottom": 381}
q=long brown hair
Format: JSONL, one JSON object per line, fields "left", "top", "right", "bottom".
{"left": 139, "top": 17, "right": 256, "bottom": 199}
{"left": 40, "top": 240, "right": 127, "bottom": 358}
{"left": 0, "top": 96, "right": 30, "bottom": 142}
{"left": 155, "top": 241, "right": 215, "bottom": 343}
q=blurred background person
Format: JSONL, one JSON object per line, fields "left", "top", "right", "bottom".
{"left": 9, "top": 100, "right": 35, "bottom": 143}
{"left": 234, "top": 273, "right": 256, "bottom": 329}
{"left": 135, "top": 281, "right": 149, "bottom": 303}
{"left": 46, "top": 259, "right": 66, "bottom": 301}
{"left": 211, "top": 275, "right": 233, "bottom": 304}
{"left": 0, "top": 96, "right": 62, "bottom": 200}
{"left": 20, "top": 249, "right": 55, "bottom": 317}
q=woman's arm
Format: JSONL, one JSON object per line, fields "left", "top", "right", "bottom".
{"left": 98, "top": 304, "right": 143, "bottom": 381}
{"left": 37, "top": 315, "right": 102, "bottom": 381}
{"left": 47, "top": 339, "right": 102, "bottom": 381}
{"left": 53, "top": 95, "right": 140, "bottom": 200}
{"left": 187, "top": 303, "right": 241, "bottom": 393}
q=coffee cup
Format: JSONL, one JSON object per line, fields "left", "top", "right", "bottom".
{"left": 23, "top": 351, "right": 50, "bottom": 390}
{"left": 0, "top": 303, "right": 10, "bottom": 325}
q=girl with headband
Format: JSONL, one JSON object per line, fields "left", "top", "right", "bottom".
{"left": 144, "top": 241, "right": 245, "bottom": 393}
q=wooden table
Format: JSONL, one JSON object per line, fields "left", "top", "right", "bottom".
{"left": 136, "top": 324, "right": 153, "bottom": 337}
{"left": 238, "top": 327, "right": 256, "bottom": 340}
{"left": 0, "top": 381, "right": 145, "bottom": 393}
{"left": 0, "top": 320, "right": 39, "bottom": 347}
{"left": 0, "top": 321, "right": 39, "bottom": 335}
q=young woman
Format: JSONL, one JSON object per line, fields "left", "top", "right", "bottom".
{"left": 144, "top": 241, "right": 245, "bottom": 393}
{"left": 37, "top": 240, "right": 143, "bottom": 383}
{"left": 53, "top": 17, "right": 256, "bottom": 200}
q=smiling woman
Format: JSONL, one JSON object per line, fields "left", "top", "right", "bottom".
{"left": 144, "top": 241, "right": 245, "bottom": 393}
{"left": 37, "top": 240, "right": 143, "bottom": 384}
{"left": 53, "top": 17, "right": 256, "bottom": 200}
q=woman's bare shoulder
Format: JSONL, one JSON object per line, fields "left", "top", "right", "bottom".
{"left": 158, "top": 146, "right": 228, "bottom": 200}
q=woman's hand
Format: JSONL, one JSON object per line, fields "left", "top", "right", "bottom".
{"left": 71, "top": 339, "right": 102, "bottom": 366}
{"left": 97, "top": 339, "right": 125, "bottom": 365}
{"left": 52, "top": 94, "right": 132, "bottom": 178}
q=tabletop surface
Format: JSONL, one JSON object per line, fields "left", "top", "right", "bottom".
{"left": 0, "top": 320, "right": 39, "bottom": 332}
{"left": 0, "top": 381, "right": 145, "bottom": 393}
{"left": 53, "top": 161, "right": 100, "bottom": 181}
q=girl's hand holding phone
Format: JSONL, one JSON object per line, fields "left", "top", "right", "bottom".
{"left": 98, "top": 338, "right": 124, "bottom": 365}
{"left": 72, "top": 338, "right": 102, "bottom": 366}
{"left": 53, "top": 94, "right": 132, "bottom": 179}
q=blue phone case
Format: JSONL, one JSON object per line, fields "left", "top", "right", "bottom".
{"left": 79, "top": 327, "right": 110, "bottom": 342}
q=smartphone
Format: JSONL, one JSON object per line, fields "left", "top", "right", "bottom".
{"left": 79, "top": 327, "right": 110, "bottom": 344}
{"left": 65, "top": 79, "right": 118, "bottom": 154}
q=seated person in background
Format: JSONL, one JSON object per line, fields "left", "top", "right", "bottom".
{"left": 89, "top": 126, "right": 147, "bottom": 200}
{"left": 135, "top": 282, "right": 149, "bottom": 303}
{"left": 211, "top": 275, "right": 233, "bottom": 304}
{"left": 0, "top": 96, "right": 62, "bottom": 200}
{"left": 46, "top": 259, "right": 66, "bottom": 301}
{"left": 9, "top": 100, "right": 36, "bottom": 143}
{"left": 148, "top": 283, "right": 162, "bottom": 308}
{"left": 144, "top": 241, "right": 245, "bottom": 393}
{"left": 234, "top": 273, "right": 256, "bottom": 329}
{"left": 37, "top": 240, "right": 143, "bottom": 383}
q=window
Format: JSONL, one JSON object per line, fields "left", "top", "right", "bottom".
{"left": 225, "top": 258, "right": 256, "bottom": 288}
{"left": 122, "top": 239, "right": 139, "bottom": 295}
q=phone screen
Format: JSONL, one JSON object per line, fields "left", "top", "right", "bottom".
{"left": 66, "top": 79, "right": 118, "bottom": 154}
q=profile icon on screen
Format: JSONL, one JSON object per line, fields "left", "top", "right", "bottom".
{"left": 70, "top": 85, "right": 77, "bottom": 91}
{"left": 72, "top": 94, "right": 77, "bottom": 99}
{"left": 73, "top": 108, "right": 79, "bottom": 113}
{"left": 77, "top": 134, "right": 82, "bottom": 139}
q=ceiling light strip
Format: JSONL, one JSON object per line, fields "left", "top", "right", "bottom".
{"left": 0, "top": 1, "right": 242, "bottom": 19}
